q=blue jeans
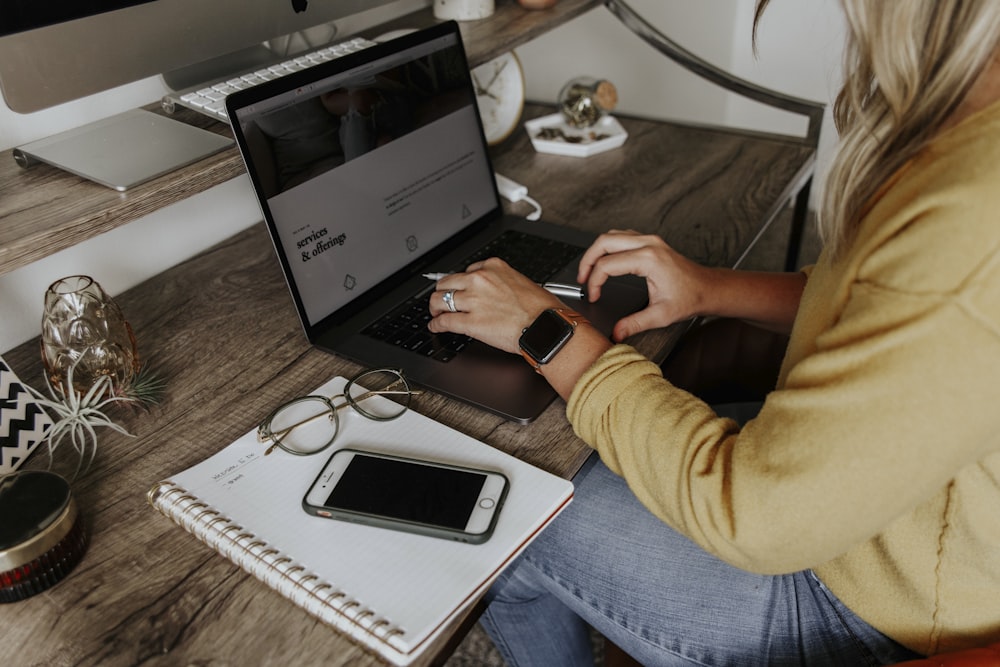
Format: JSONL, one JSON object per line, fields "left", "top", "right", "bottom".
{"left": 480, "top": 451, "right": 923, "bottom": 666}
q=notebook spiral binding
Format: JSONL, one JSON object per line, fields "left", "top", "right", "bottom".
{"left": 148, "top": 482, "right": 406, "bottom": 648}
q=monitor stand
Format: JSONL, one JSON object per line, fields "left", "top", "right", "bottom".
{"left": 12, "top": 109, "right": 233, "bottom": 191}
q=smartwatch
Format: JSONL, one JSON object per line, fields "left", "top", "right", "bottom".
{"left": 518, "top": 308, "right": 589, "bottom": 373}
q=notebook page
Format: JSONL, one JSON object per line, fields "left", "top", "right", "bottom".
{"left": 157, "top": 377, "right": 573, "bottom": 657}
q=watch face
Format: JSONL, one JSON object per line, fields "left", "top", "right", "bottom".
{"left": 471, "top": 52, "right": 525, "bottom": 145}
{"left": 520, "top": 309, "right": 575, "bottom": 365}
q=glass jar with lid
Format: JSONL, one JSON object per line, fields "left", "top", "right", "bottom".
{"left": 558, "top": 77, "right": 618, "bottom": 128}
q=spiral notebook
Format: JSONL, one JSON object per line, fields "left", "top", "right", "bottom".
{"left": 148, "top": 376, "right": 573, "bottom": 666}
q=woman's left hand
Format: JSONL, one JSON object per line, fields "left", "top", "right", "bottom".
{"left": 427, "top": 257, "right": 564, "bottom": 354}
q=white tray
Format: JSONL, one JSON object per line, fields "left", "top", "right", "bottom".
{"left": 525, "top": 113, "right": 628, "bottom": 157}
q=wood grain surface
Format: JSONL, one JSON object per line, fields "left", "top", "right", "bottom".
{"left": 1, "top": 102, "right": 813, "bottom": 667}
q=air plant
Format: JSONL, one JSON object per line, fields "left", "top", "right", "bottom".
{"left": 25, "top": 358, "right": 137, "bottom": 480}
{"left": 122, "top": 363, "right": 167, "bottom": 409}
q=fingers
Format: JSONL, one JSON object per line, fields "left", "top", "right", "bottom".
{"left": 578, "top": 232, "right": 671, "bottom": 303}
{"left": 577, "top": 229, "right": 634, "bottom": 286}
{"left": 462, "top": 258, "right": 493, "bottom": 273}
{"left": 577, "top": 230, "right": 666, "bottom": 300}
{"left": 609, "top": 301, "right": 681, "bottom": 342}
{"left": 610, "top": 309, "right": 655, "bottom": 342}
{"left": 426, "top": 262, "right": 496, "bottom": 315}
{"left": 426, "top": 307, "right": 470, "bottom": 340}
{"left": 428, "top": 286, "right": 468, "bottom": 317}
{"left": 426, "top": 259, "right": 564, "bottom": 354}
{"left": 427, "top": 261, "right": 494, "bottom": 316}
{"left": 426, "top": 285, "right": 481, "bottom": 339}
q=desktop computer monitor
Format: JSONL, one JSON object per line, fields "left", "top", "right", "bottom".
{"left": 0, "top": 0, "right": 414, "bottom": 114}
{"left": 0, "top": 0, "right": 419, "bottom": 189}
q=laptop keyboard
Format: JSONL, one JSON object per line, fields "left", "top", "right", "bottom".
{"left": 362, "top": 231, "right": 584, "bottom": 362}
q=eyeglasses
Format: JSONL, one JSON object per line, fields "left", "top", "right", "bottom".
{"left": 256, "top": 368, "right": 419, "bottom": 456}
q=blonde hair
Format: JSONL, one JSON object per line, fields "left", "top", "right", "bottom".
{"left": 756, "top": 1, "right": 1000, "bottom": 257}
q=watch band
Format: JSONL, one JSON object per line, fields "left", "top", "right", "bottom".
{"left": 518, "top": 308, "right": 589, "bottom": 373}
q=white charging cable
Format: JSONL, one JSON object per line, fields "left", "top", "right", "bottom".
{"left": 495, "top": 173, "right": 542, "bottom": 221}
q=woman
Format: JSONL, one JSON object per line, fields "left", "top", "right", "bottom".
{"left": 428, "top": 1, "right": 1000, "bottom": 664}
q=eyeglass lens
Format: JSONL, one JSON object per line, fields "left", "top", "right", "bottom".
{"left": 264, "top": 369, "right": 411, "bottom": 455}
{"left": 267, "top": 396, "right": 339, "bottom": 455}
{"left": 344, "top": 369, "right": 411, "bottom": 421}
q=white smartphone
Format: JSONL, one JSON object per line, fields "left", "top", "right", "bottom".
{"left": 302, "top": 449, "right": 509, "bottom": 544}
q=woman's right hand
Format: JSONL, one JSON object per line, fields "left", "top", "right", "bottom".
{"left": 577, "top": 230, "right": 716, "bottom": 342}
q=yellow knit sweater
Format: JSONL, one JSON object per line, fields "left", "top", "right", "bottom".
{"left": 566, "top": 101, "right": 1000, "bottom": 656}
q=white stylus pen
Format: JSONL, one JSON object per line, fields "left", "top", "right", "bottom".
{"left": 422, "top": 273, "right": 584, "bottom": 299}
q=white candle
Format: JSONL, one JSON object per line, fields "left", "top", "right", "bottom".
{"left": 433, "top": 0, "right": 495, "bottom": 21}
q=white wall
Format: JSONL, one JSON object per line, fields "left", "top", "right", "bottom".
{"left": 517, "top": 0, "right": 845, "bottom": 189}
{"left": 0, "top": 82, "right": 263, "bottom": 349}
{"left": 0, "top": 0, "right": 845, "bottom": 352}
{"left": 722, "top": 0, "right": 845, "bottom": 191}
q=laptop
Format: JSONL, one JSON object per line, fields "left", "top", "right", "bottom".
{"left": 226, "top": 21, "right": 647, "bottom": 423}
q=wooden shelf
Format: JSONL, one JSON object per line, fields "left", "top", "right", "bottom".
{"left": 0, "top": 0, "right": 600, "bottom": 277}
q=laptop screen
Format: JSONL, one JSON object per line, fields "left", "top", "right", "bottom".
{"left": 231, "top": 26, "right": 498, "bottom": 327}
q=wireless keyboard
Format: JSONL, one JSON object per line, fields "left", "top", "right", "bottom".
{"left": 161, "top": 36, "right": 377, "bottom": 123}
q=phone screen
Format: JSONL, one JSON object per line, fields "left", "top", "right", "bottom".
{"left": 322, "top": 454, "right": 488, "bottom": 529}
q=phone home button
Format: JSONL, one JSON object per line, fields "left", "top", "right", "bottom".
{"left": 479, "top": 498, "right": 496, "bottom": 509}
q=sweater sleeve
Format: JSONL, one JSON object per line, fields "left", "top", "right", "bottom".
{"left": 567, "top": 102, "right": 1000, "bottom": 576}
{"left": 567, "top": 262, "right": 1000, "bottom": 574}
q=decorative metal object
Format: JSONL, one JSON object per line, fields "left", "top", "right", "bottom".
{"left": 558, "top": 77, "right": 619, "bottom": 128}
{"left": 40, "top": 275, "right": 139, "bottom": 397}
{"left": 0, "top": 471, "right": 88, "bottom": 602}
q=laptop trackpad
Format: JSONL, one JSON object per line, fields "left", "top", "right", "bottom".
{"left": 560, "top": 276, "right": 648, "bottom": 337}
{"left": 427, "top": 342, "right": 555, "bottom": 424}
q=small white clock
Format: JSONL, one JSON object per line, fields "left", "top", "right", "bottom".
{"left": 471, "top": 52, "right": 526, "bottom": 146}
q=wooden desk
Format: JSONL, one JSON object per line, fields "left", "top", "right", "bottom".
{"left": 1, "top": 100, "right": 813, "bottom": 665}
